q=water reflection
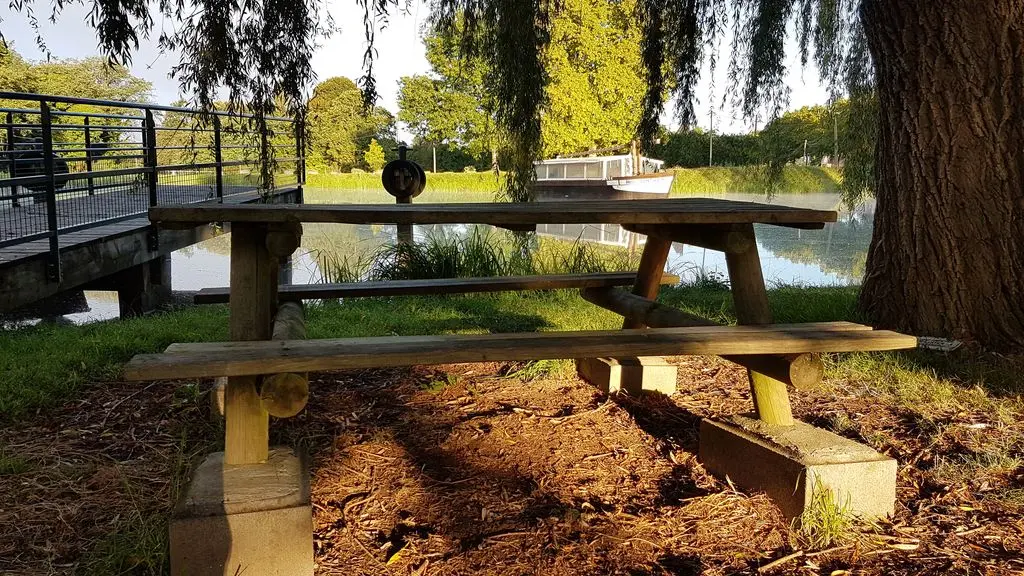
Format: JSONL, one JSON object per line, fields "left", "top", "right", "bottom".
{"left": 8, "top": 191, "right": 874, "bottom": 325}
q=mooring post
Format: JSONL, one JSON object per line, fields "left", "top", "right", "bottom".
{"left": 381, "top": 144, "right": 425, "bottom": 245}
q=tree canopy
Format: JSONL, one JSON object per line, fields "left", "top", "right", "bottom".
{"left": 306, "top": 76, "right": 397, "bottom": 172}
{"left": 397, "top": 0, "right": 645, "bottom": 170}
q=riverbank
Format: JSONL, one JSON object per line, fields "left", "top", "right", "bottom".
{"left": 1, "top": 286, "right": 1021, "bottom": 574}
{"left": 306, "top": 165, "right": 841, "bottom": 201}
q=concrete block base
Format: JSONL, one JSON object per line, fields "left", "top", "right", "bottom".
{"left": 576, "top": 356, "right": 677, "bottom": 395}
{"left": 170, "top": 448, "right": 313, "bottom": 575}
{"left": 699, "top": 415, "right": 896, "bottom": 520}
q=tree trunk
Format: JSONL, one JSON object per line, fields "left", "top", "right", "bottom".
{"left": 858, "top": 0, "right": 1024, "bottom": 350}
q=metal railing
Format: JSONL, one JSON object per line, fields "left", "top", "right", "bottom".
{"left": 0, "top": 92, "right": 305, "bottom": 280}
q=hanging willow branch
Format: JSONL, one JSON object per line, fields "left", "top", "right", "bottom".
{"left": 3, "top": 0, "right": 872, "bottom": 202}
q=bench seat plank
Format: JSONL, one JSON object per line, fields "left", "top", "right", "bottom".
{"left": 150, "top": 198, "right": 837, "bottom": 229}
{"left": 193, "top": 272, "right": 679, "bottom": 304}
{"left": 123, "top": 324, "right": 916, "bottom": 381}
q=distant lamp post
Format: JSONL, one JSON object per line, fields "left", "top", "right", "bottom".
{"left": 381, "top": 144, "right": 426, "bottom": 244}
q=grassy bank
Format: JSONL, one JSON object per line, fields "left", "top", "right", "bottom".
{"left": 2, "top": 283, "right": 1018, "bottom": 421}
{"left": 305, "top": 165, "right": 841, "bottom": 201}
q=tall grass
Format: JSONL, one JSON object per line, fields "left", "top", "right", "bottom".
{"left": 315, "top": 228, "right": 640, "bottom": 284}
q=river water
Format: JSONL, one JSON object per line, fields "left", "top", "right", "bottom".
{"left": 27, "top": 189, "right": 876, "bottom": 324}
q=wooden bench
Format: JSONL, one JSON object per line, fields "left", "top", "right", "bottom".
{"left": 125, "top": 323, "right": 914, "bottom": 380}
{"left": 192, "top": 272, "right": 680, "bottom": 304}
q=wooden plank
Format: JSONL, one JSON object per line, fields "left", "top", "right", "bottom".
{"left": 724, "top": 223, "right": 793, "bottom": 426}
{"left": 580, "top": 287, "right": 855, "bottom": 388}
{"left": 123, "top": 326, "right": 917, "bottom": 381}
{"left": 224, "top": 223, "right": 274, "bottom": 465}
{"left": 193, "top": 272, "right": 680, "bottom": 304}
{"left": 149, "top": 199, "right": 837, "bottom": 227}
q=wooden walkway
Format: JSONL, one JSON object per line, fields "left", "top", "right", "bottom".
{"left": 0, "top": 186, "right": 301, "bottom": 313}
{"left": 0, "top": 185, "right": 276, "bottom": 265}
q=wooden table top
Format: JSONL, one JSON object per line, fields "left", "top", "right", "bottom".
{"left": 149, "top": 198, "right": 838, "bottom": 229}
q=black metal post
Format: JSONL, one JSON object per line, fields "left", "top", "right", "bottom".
{"left": 6, "top": 111, "right": 18, "bottom": 207}
{"left": 40, "top": 101, "right": 61, "bottom": 281}
{"left": 213, "top": 115, "right": 224, "bottom": 202}
{"left": 295, "top": 117, "right": 305, "bottom": 188}
{"left": 144, "top": 109, "right": 158, "bottom": 207}
{"left": 84, "top": 115, "right": 95, "bottom": 195}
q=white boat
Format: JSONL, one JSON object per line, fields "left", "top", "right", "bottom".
{"left": 533, "top": 154, "right": 675, "bottom": 200}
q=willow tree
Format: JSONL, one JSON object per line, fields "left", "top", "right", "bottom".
{"left": 7, "top": 0, "right": 1021, "bottom": 349}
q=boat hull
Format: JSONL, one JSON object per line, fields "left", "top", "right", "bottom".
{"left": 534, "top": 173, "right": 674, "bottom": 201}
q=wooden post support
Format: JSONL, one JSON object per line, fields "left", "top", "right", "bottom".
{"left": 623, "top": 236, "right": 673, "bottom": 329}
{"left": 261, "top": 301, "right": 309, "bottom": 418}
{"left": 225, "top": 223, "right": 275, "bottom": 464}
{"left": 724, "top": 224, "right": 795, "bottom": 426}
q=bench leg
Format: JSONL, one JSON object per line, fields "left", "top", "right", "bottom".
{"left": 724, "top": 224, "right": 795, "bottom": 426}
{"left": 623, "top": 236, "right": 673, "bottom": 328}
{"left": 225, "top": 223, "right": 276, "bottom": 464}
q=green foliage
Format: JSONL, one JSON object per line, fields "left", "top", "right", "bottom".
{"left": 307, "top": 77, "right": 396, "bottom": 172}
{"left": 404, "top": 0, "right": 646, "bottom": 184}
{"left": 0, "top": 45, "right": 152, "bottom": 155}
{"left": 0, "top": 45, "right": 151, "bottom": 101}
{"left": 542, "top": 0, "right": 644, "bottom": 156}
{"left": 653, "top": 130, "right": 761, "bottom": 168}
{"left": 363, "top": 138, "right": 386, "bottom": 171}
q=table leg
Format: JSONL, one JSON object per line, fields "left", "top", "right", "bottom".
{"left": 225, "top": 223, "right": 276, "bottom": 464}
{"left": 724, "top": 224, "right": 795, "bottom": 426}
{"left": 623, "top": 236, "right": 673, "bottom": 329}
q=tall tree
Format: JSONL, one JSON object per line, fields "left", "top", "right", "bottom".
{"left": 306, "top": 77, "right": 396, "bottom": 172}
{"left": 398, "top": 0, "right": 645, "bottom": 169}
{"left": 10, "top": 0, "right": 1023, "bottom": 348}
{"left": 398, "top": 32, "right": 499, "bottom": 169}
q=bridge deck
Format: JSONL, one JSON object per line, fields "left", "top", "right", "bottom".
{"left": 1, "top": 185, "right": 276, "bottom": 265}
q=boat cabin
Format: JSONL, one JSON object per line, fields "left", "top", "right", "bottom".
{"left": 534, "top": 155, "right": 666, "bottom": 181}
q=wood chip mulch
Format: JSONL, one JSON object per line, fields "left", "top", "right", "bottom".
{"left": 1, "top": 357, "right": 1021, "bottom": 575}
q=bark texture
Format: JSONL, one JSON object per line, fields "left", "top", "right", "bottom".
{"left": 859, "top": 0, "right": 1024, "bottom": 350}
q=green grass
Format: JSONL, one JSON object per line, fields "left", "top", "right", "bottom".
{"left": 795, "top": 477, "right": 859, "bottom": 550}
{"left": 305, "top": 165, "right": 841, "bottom": 201}
{"left": 0, "top": 306, "right": 229, "bottom": 420}
{"left": 3, "top": 283, "right": 1020, "bottom": 428}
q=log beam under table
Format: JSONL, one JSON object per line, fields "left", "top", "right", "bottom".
{"left": 580, "top": 287, "right": 828, "bottom": 389}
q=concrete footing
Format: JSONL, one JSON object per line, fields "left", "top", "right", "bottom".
{"left": 170, "top": 448, "right": 314, "bottom": 575}
{"left": 576, "top": 356, "right": 677, "bottom": 395}
{"left": 699, "top": 415, "right": 896, "bottom": 520}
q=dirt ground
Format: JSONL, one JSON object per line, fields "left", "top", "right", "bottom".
{"left": 1, "top": 357, "right": 1022, "bottom": 575}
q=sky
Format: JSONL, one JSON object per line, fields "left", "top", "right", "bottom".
{"left": 1, "top": 0, "right": 830, "bottom": 138}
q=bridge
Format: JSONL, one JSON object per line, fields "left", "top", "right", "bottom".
{"left": 0, "top": 92, "right": 304, "bottom": 318}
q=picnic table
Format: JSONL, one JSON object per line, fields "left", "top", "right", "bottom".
{"left": 125, "top": 198, "right": 916, "bottom": 467}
